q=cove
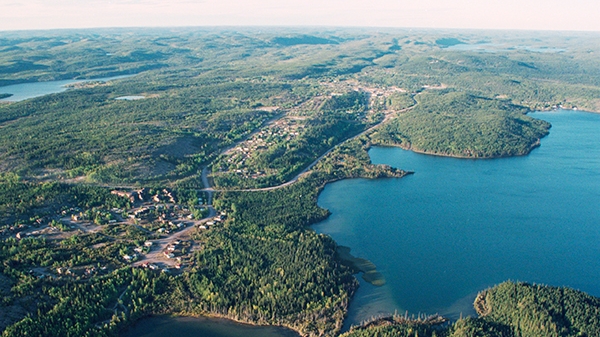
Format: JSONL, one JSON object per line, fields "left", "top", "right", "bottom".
{"left": 120, "top": 315, "right": 300, "bottom": 337}
{"left": 0, "top": 75, "right": 133, "bottom": 102}
{"left": 313, "top": 110, "right": 600, "bottom": 327}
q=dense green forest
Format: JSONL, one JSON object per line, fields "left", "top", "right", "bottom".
{"left": 370, "top": 90, "right": 551, "bottom": 157}
{"left": 2, "top": 27, "right": 600, "bottom": 337}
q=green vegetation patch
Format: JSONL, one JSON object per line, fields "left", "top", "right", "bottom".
{"left": 0, "top": 78, "right": 299, "bottom": 186}
{"left": 371, "top": 91, "right": 551, "bottom": 158}
{"left": 0, "top": 177, "right": 130, "bottom": 223}
{"left": 475, "top": 281, "right": 600, "bottom": 337}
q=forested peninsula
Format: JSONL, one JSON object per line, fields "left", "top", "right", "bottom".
{"left": 1, "top": 28, "right": 600, "bottom": 337}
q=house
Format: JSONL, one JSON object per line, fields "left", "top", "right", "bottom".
{"left": 111, "top": 190, "right": 137, "bottom": 203}
{"left": 134, "top": 208, "right": 149, "bottom": 216}
{"left": 136, "top": 189, "right": 147, "bottom": 202}
{"left": 162, "top": 189, "right": 176, "bottom": 203}
{"left": 144, "top": 241, "right": 153, "bottom": 247}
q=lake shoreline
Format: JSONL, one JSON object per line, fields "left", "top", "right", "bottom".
{"left": 313, "top": 109, "right": 596, "bottom": 325}
{"left": 120, "top": 312, "right": 302, "bottom": 337}
{"left": 0, "top": 74, "right": 136, "bottom": 102}
{"left": 0, "top": 72, "right": 138, "bottom": 89}
{"left": 372, "top": 138, "right": 543, "bottom": 160}
{"left": 368, "top": 108, "right": 600, "bottom": 161}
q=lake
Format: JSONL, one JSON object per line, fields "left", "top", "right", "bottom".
{"left": 313, "top": 110, "right": 600, "bottom": 328}
{"left": 120, "top": 315, "right": 300, "bottom": 337}
{"left": 0, "top": 75, "right": 133, "bottom": 102}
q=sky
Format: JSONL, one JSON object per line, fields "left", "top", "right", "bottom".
{"left": 1, "top": 0, "right": 600, "bottom": 32}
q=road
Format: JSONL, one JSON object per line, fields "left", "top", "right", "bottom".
{"left": 202, "top": 94, "right": 419, "bottom": 193}
{"left": 132, "top": 206, "right": 216, "bottom": 268}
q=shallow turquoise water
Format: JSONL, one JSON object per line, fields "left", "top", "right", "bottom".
{"left": 313, "top": 110, "right": 600, "bottom": 326}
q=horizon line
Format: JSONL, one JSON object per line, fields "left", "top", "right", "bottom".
{"left": 2, "top": 24, "right": 600, "bottom": 34}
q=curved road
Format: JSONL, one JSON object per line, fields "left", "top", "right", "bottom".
{"left": 202, "top": 96, "right": 419, "bottom": 193}
{"left": 128, "top": 91, "right": 420, "bottom": 268}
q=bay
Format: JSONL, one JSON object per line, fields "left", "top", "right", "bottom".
{"left": 0, "top": 75, "right": 133, "bottom": 102}
{"left": 120, "top": 316, "right": 300, "bottom": 337}
{"left": 313, "top": 110, "right": 600, "bottom": 327}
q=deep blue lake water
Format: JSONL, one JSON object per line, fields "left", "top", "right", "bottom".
{"left": 313, "top": 110, "right": 600, "bottom": 327}
{"left": 120, "top": 316, "right": 299, "bottom": 337}
{"left": 0, "top": 75, "right": 133, "bottom": 102}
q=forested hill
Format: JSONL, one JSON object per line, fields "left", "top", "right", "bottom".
{"left": 371, "top": 91, "right": 551, "bottom": 158}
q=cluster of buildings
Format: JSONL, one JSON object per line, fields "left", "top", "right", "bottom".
{"left": 111, "top": 188, "right": 176, "bottom": 204}
{"left": 29, "top": 264, "right": 111, "bottom": 281}
{"left": 128, "top": 203, "right": 195, "bottom": 234}
{"left": 221, "top": 118, "right": 305, "bottom": 179}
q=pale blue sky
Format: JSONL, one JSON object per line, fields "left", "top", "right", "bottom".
{"left": 1, "top": 0, "right": 599, "bottom": 32}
